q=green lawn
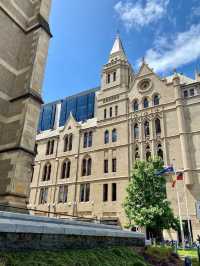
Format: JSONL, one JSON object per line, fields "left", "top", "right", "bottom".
{"left": 0, "top": 247, "right": 151, "bottom": 266}
{"left": 178, "top": 249, "right": 200, "bottom": 266}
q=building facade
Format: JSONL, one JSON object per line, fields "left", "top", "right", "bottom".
{"left": 30, "top": 35, "right": 200, "bottom": 240}
{"left": 0, "top": 0, "right": 52, "bottom": 211}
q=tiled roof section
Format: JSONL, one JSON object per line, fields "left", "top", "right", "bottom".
{"left": 38, "top": 87, "right": 100, "bottom": 132}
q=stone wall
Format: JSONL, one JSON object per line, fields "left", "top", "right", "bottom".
{"left": 0, "top": 211, "right": 145, "bottom": 251}
{"left": 0, "top": 0, "right": 52, "bottom": 211}
{"left": 0, "top": 233, "right": 144, "bottom": 251}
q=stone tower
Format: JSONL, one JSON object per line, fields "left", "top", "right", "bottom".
{"left": 0, "top": 0, "right": 52, "bottom": 212}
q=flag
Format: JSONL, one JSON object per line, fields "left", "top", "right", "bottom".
{"left": 176, "top": 172, "right": 183, "bottom": 180}
{"left": 171, "top": 172, "right": 184, "bottom": 188}
{"left": 156, "top": 166, "right": 174, "bottom": 176}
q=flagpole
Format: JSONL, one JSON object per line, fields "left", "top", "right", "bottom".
{"left": 173, "top": 159, "right": 185, "bottom": 249}
{"left": 176, "top": 187, "right": 185, "bottom": 249}
{"left": 183, "top": 173, "right": 192, "bottom": 244}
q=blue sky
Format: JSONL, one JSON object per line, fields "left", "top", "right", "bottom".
{"left": 43, "top": 0, "right": 200, "bottom": 103}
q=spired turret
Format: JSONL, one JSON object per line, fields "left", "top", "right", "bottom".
{"left": 101, "top": 34, "right": 134, "bottom": 90}
{"left": 109, "top": 33, "right": 127, "bottom": 63}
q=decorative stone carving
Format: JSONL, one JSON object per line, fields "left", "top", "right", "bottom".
{"left": 137, "top": 78, "right": 153, "bottom": 93}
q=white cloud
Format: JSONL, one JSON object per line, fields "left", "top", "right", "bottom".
{"left": 142, "top": 24, "right": 200, "bottom": 72}
{"left": 114, "top": 0, "right": 169, "bottom": 30}
{"left": 192, "top": 6, "right": 200, "bottom": 17}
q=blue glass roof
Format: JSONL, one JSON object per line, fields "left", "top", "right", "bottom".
{"left": 38, "top": 87, "right": 99, "bottom": 132}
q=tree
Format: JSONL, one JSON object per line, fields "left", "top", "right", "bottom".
{"left": 124, "top": 157, "right": 179, "bottom": 240}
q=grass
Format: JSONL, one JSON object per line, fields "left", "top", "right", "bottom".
{"left": 141, "top": 246, "right": 182, "bottom": 265}
{"left": 0, "top": 247, "right": 151, "bottom": 266}
{"left": 0, "top": 246, "right": 188, "bottom": 266}
{"left": 178, "top": 249, "right": 200, "bottom": 266}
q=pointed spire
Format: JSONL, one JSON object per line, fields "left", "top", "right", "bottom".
{"left": 110, "top": 33, "right": 123, "bottom": 54}
{"left": 109, "top": 33, "right": 127, "bottom": 62}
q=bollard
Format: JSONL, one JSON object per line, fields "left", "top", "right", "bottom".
{"left": 184, "top": 256, "right": 192, "bottom": 266}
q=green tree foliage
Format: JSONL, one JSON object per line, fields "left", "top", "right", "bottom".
{"left": 124, "top": 157, "right": 179, "bottom": 237}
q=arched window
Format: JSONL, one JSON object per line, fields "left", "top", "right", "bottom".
{"left": 153, "top": 95, "right": 159, "bottom": 106}
{"left": 82, "top": 157, "right": 92, "bottom": 176}
{"left": 42, "top": 163, "right": 51, "bottom": 181}
{"left": 146, "top": 145, "right": 151, "bottom": 161}
{"left": 68, "top": 134, "right": 73, "bottom": 151}
{"left": 133, "top": 124, "right": 139, "bottom": 139}
{"left": 50, "top": 140, "right": 54, "bottom": 154}
{"left": 113, "top": 71, "right": 116, "bottom": 82}
{"left": 115, "top": 106, "right": 118, "bottom": 116}
{"left": 64, "top": 135, "right": 68, "bottom": 152}
{"left": 104, "top": 130, "right": 109, "bottom": 144}
{"left": 87, "top": 158, "right": 92, "bottom": 176}
{"left": 43, "top": 164, "right": 47, "bottom": 180}
{"left": 112, "top": 129, "right": 117, "bottom": 142}
{"left": 143, "top": 98, "right": 149, "bottom": 108}
{"left": 110, "top": 107, "right": 113, "bottom": 118}
{"left": 107, "top": 73, "right": 111, "bottom": 84}
{"left": 82, "top": 159, "right": 87, "bottom": 176}
{"left": 83, "top": 131, "right": 93, "bottom": 148}
{"left": 133, "top": 100, "right": 139, "bottom": 111}
{"left": 155, "top": 118, "right": 161, "bottom": 135}
{"left": 83, "top": 132, "right": 88, "bottom": 148}
{"left": 144, "top": 121, "right": 150, "bottom": 137}
{"left": 64, "top": 134, "right": 73, "bottom": 151}
{"left": 61, "top": 160, "right": 71, "bottom": 179}
{"left": 88, "top": 131, "right": 93, "bottom": 147}
{"left": 157, "top": 144, "right": 163, "bottom": 160}
{"left": 135, "top": 145, "right": 140, "bottom": 160}
{"left": 66, "top": 161, "right": 71, "bottom": 178}
{"left": 61, "top": 162, "right": 66, "bottom": 179}
{"left": 46, "top": 141, "right": 50, "bottom": 155}
{"left": 104, "top": 109, "right": 107, "bottom": 119}
{"left": 46, "top": 140, "right": 54, "bottom": 155}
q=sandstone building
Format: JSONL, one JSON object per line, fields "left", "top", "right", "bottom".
{"left": 30, "top": 35, "right": 200, "bottom": 240}
{"left": 0, "top": 0, "right": 52, "bottom": 211}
